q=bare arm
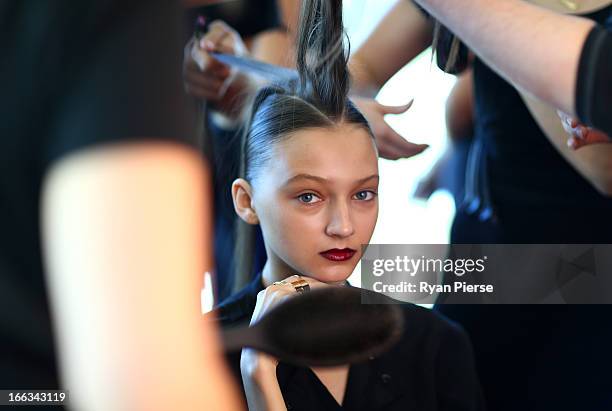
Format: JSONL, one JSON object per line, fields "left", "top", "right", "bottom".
{"left": 246, "top": 0, "right": 301, "bottom": 67}
{"left": 413, "top": 0, "right": 612, "bottom": 193}
{"left": 241, "top": 350, "right": 287, "bottom": 411}
{"left": 345, "top": 1, "right": 433, "bottom": 160}
{"left": 350, "top": 0, "right": 433, "bottom": 97}
{"left": 42, "top": 143, "right": 244, "bottom": 410}
{"left": 413, "top": 0, "right": 595, "bottom": 115}
{"left": 521, "top": 94, "right": 612, "bottom": 196}
{"left": 446, "top": 70, "right": 475, "bottom": 141}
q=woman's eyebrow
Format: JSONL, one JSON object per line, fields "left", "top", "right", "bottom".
{"left": 283, "top": 173, "right": 379, "bottom": 186}
{"left": 355, "top": 174, "right": 379, "bottom": 185}
{"left": 283, "top": 174, "right": 328, "bottom": 186}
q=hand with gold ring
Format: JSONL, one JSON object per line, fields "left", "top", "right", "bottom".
{"left": 273, "top": 276, "right": 311, "bottom": 292}
{"left": 241, "top": 275, "right": 325, "bottom": 378}
{"left": 240, "top": 274, "right": 326, "bottom": 411}
{"left": 289, "top": 277, "right": 310, "bottom": 293}
{"left": 248, "top": 274, "right": 324, "bottom": 335}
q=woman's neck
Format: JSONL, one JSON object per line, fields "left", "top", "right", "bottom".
{"left": 261, "top": 260, "right": 286, "bottom": 288}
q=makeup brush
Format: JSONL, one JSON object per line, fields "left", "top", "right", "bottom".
{"left": 221, "top": 286, "right": 404, "bottom": 367}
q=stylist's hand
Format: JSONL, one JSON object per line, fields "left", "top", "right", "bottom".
{"left": 558, "top": 111, "right": 611, "bottom": 150}
{"left": 353, "top": 96, "right": 429, "bottom": 160}
{"left": 183, "top": 20, "right": 250, "bottom": 117}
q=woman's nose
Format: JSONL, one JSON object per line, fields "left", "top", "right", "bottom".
{"left": 325, "top": 201, "right": 355, "bottom": 238}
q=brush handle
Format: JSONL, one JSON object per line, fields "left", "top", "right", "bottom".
{"left": 221, "top": 324, "right": 266, "bottom": 353}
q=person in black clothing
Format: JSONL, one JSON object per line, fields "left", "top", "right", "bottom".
{"left": 216, "top": 272, "right": 484, "bottom": 411}
{"left": 351, "top": 2, "right": 612, "bottom": 238}
{"left": 349, "top": 1, "right": 612, "bottom": 410}
{"left": 211, "top": 0, "right": 484, "bottom": 409}
{"left": 413, "top": 0, "right": 612, "bottom": 140}
{"left": 574, "top": 24, "right": 612, "bottom": 140}
{"left": 0, "top": 1, "right": 242, "bottom": 409}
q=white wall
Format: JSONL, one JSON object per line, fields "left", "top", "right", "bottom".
{"left": 344, "top": 0, "right": 458, "bottom": 285}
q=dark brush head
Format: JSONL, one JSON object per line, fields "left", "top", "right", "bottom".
{"left": 257, "top": 287, "right": 404, "bottom": 366}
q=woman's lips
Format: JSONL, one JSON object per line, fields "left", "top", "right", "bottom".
{"left": 319, "top": 248, "right": 357, "bottom": 262}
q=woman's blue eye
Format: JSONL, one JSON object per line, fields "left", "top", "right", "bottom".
{"left": 298, "top": 193, "right": 321, "bottom": 204}
{"left": 354, "top": 190, "right": 376, "bottom": 201}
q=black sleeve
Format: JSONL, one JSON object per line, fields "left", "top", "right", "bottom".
{"left": 44, "top": 0, "right": 196, "bottom": 169}
{"left": 434, "top": 323, "right": 486, "bottom": 411}
{"left": 576, "top": 24, "right": 612, "bottom": 136}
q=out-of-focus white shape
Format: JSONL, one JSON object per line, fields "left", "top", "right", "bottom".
{"left": 370, "top": 49, "right": 457, "bottom": 246}
{"left": 201, "top": 271, "right": 215, "bottom": 314}
{"left": 343, "top": 0, "right": 397, "bottom": 50}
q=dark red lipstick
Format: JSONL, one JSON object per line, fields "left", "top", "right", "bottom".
{"left": 320, "top": 248, "right": 356, "bottom": 262}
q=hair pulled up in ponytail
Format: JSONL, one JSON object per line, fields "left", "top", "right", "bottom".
{"left": 232, "top": 0, "right": 375, "bottom": 292}
{"left": 296, "top": 0, "right": 349, "bottom": 118}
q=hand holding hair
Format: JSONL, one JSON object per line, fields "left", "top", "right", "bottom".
{"left": 182, "top": 20, "right": 252, "bottom": 116}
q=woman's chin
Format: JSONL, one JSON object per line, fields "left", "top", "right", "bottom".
{"left": 307, "top": 266, "right": 353, "bottom": 284}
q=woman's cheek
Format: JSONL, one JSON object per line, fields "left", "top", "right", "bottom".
{"left": 279, "top": 209, "right": 320, "bottom": 246}
{"left": 356, "top": 201, "right": 379, "bottom": 243}
{"left": 278, "top": 209, "right": 323, "bottom": 261}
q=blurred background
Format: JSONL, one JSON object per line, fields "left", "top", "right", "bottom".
{"left": 343, "top": 0, "right": 456, "bottom": 285}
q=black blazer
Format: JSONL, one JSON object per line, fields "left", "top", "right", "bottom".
{"left": 213, "top": 272, "right": 485, "bottom": 411}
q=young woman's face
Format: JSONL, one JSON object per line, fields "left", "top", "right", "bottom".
{"left": 251, "top": 123, "right": 379, "bottom": 283}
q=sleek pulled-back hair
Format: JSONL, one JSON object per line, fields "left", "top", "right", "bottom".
{"left": 232, "top": 0, "right": 375, "bottom": 292}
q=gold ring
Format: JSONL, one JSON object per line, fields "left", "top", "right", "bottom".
{"left": 290, "top": 278, "right": 310, "bottom": 293}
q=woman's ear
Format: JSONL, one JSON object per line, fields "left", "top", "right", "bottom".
{"left": 232, "top": 178, "right": 259, "bottom": 225}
